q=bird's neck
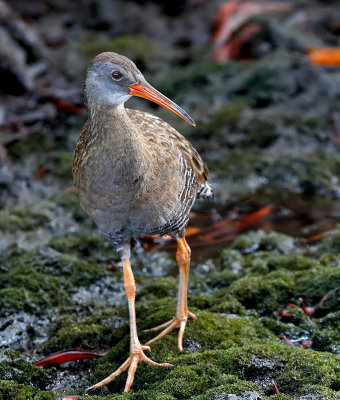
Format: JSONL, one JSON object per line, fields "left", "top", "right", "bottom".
{"left": 88, "top": 102, "right": 133, "bottom": 137}
{"left": 86, "top": 102, "right": 149, "bottom": 179}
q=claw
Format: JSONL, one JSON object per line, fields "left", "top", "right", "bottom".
{"left": 188, "top": 311, "right": 197, "bottom": 320}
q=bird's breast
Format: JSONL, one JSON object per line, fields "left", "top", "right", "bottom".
{"left": 73, "top": 115, "right": 197, "bottom": 238}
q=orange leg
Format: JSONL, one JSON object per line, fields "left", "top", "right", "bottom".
{"left": 84, "top": 259, "right": 171, "bottom": 394}
{"left": 145, "top": 237, "right": 196, "bottom": 351}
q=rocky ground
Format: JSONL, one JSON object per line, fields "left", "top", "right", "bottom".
{"left": 1, "top": 0, "right": 340, "bottom": 399}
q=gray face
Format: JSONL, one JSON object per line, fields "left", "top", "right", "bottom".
{"left": 85, "top": 52, "right": 143, "bottom": 107}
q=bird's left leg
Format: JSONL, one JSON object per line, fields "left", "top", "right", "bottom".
{"left": 145, "top": 237, "right": 196, "bottom": 351}
{"left": 85, "top": 258, "right": 171, "bottom": 394}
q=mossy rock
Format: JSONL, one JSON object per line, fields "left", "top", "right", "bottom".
{"left": 312, "top": 329, "right": 340, "bottom": 354}
{"left": 0, "top": 208, "right": 50, "bottom": 232}
{"left": 227, "top": 263, "right": 340, "bottom": 316}
{"left": 42, "top": 316, "right": 129, "bottom": 354}
{"left": 48, "top": 231, "right": 116, "bottom": 264}
{"left": 0, "top": 351, "right": 56, "bottom": 390}
{"left": 0, "top": 287, "right": 46, "bottom": 317}
{"left": 318, "top": 226, "right": 340, "bottom": 255}
{"left": 0, "top": 380, "right": 55, "bottom": 400}
{"left": 231, "top": 231, "right": 295, "bottom": 255}
{"left": 90, "top": 342, "right": 339, "bottom": 398}
{"left": 0, "top": 248, "right": 120, "bottom": 317}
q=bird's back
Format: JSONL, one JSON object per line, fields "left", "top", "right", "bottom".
{"left": 125, "top": 109, "right": 212, "bottom": 236}
{"left": 126, "top": 109, "right": 210, "bottom": 188}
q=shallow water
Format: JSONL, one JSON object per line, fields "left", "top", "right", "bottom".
{"left": 155, "top": 192, "right": 340, "bottom": 262}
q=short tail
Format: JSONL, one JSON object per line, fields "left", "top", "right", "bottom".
{"left": 197, "top": 182, "right": 214, "bottom": 200}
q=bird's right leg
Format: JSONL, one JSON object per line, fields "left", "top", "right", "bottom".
{"left": 84, "top": 258, "right": 171, "bottom": 394}
{"left": 145, "top": 237, "right": 196, "bottom": 351}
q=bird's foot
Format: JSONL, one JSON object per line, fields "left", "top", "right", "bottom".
{"left": 145, "top": 311, "right": 196, "bottom": 351}
{"left": 84, "top": 345, "right": 171, "bottom": 394}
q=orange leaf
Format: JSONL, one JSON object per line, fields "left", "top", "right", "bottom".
{"left": 213, "top": 23, "right": 261, "bottom": 61}
{"left": 34, "top": 166, "right": 50, "bottom": 179}
{"left": 65, "top": 186, "right": 76, "bottom": 194}
{"left": 185, "top": 226, "right": 201, "bottom": 237}
{"left": 308, "top": 48, "right": 340, "bottom": 66}
{"left": 302, "top": 230, "right": 332, "bottom": 243}
{"left": 213, "top": 1, "right": 293, "bottom": 62}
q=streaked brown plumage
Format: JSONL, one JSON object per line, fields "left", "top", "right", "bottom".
{"left": 72, "top": 52, "right": 212, "bottom": 393}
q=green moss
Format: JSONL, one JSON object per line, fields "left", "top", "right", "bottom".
{"left": 221, "top": 235, "right": 340, "bottom": 317}
{"left": 189, "top": 292, "right": 246, "bottom": 316}
{"left": 157, "top": 364, "right": 236, "bottom": 399}
{"left": 0, "top": 247, "right": 121, "bottom": 319}
{"left": 320, "top": 311, "right": 340, "bottom": 329}
{"left": 3, "top": 248, "right": 110, "bottom": 286}
{"left": 49, "top": 231, "right": 115, "bottom": 264}
{"left": 204, "top": 269, "right": 239, "bottom": 289}
{"left": 231, "top": 231, "right": 295, "bottom": 254}
{"left": 0, "top": 380, "right": 55, "bottom": 400}
{"left": 192, "top": 376, "right": 261, "bottom": 399}
{"left": 43, "top": 317, "right": 128, "bottom": 353}
{"left": 52, "top": 192, "right": 87, "bottom": 222}
{"left": 47, "top": 152, "right": 73, "bottom": 178}
{"left": 138, "top": 310, "right": 273, "bottom": 363}
{"left": 312, "top": 329, "right": 340, "bottom": 354}
{"left": 219, "top": 249, "right": 244, "bottom": 273}
{"left": 0, "top": 208, "right": 50, "bottom": 232}
{"left": 0, "top": 352, "right": 56, "bottom": 390}
{"left": 218, "top": 342, "right": 340, "bottom": 393}
{"left": 208, "top": 98, "right": 248, "bottom": 131}
{"left": 227, "top": 271, "right": 295, "bottom": 315}
{"left": 89, "top": 342, "right": 339, "bottom": 398}
{"left": 318, "top": 226, "right": 340, "bottom": 255}
{"left": 0, "top": 288, "right": 38, "bottom": 316}
{"left": 296, "top": 384, "right": 340, "bottom": 399}
{"left": 137, "top": 277, "right": 178, "bottom": 301}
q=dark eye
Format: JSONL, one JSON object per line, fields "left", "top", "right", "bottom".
{"left": 112, "top": 71, "right": 122, "bottom": 80}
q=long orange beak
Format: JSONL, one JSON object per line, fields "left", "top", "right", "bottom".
{"left": 128, "top": 81, "right": 195, "bottom": 126}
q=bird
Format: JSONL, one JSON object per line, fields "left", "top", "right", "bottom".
{"left": 72, "top": 52, "right": 213, "bottom": 393}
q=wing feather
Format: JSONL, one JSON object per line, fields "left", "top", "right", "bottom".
{"left": 126, "top": 109, "right": 209, "bottom": 185}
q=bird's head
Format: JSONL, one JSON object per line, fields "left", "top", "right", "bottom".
{"left": 85, "top": 52, "right": 195, "bottom": 126}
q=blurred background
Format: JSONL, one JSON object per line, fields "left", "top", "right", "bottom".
{"left": 1, "top": 1, "right": 340, "bottom": 398}
{"left": 1, "top": 0, "right": 340, "bottom": 256}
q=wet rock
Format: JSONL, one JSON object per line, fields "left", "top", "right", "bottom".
{"left": 0, "top": 312, "right": 50, "bottom": 350}
{"left": 317, "top": 225, "right": 340, "bottom": 255}
{"left": 0, "top": 0, "right": 47, "bottom": 95}
{"left": 0, "top": 380, "right": 55, "bottom": 400}
{"left": 224, "top": 394, "right": 263, "bottom": 400}
{"left": 0, "top": 349, "right": 56, "bottom": 389}
{"left": 0, "top": 26, "right": 35, "bottom": 94}
{"left": 231, "top": 230, "right": 295, "bottom": 254}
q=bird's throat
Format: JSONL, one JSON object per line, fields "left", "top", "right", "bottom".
{"left": 86, "top": 103, "right": 150, "bottom": 184}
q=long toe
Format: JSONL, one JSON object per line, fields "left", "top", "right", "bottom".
{"left": 84, "top": 357, "right": 131, "bottom": 394}
{"left": 145, "top": 320, "right": 179, "bottom": 346}
{"left": 84, "top": 349, "right": 170, "bottom": 394}
{"left": 145, "top": 312, "right": 196, "bottom": 350}
{"left": 143, "top": 318, "right": 175, "bottom": 333}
